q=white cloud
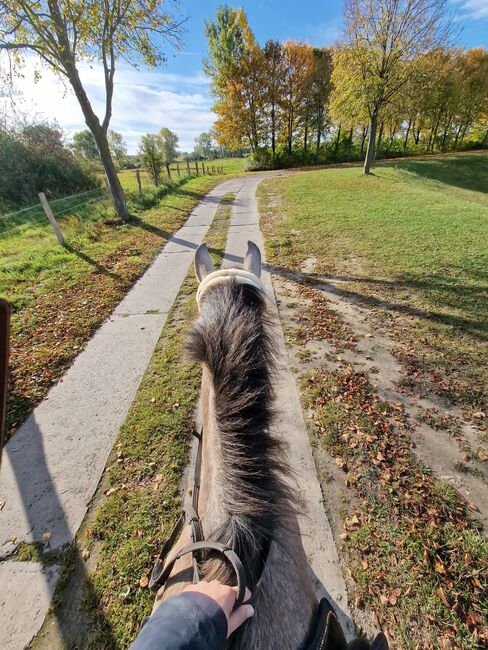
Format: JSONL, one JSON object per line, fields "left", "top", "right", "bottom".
{"left": 305, "top": 17, "right": 342, "bottom": 46}
{"left": 450, "top": 0, "right": 488, "bottom": 20}
{"left": 2, "top": 56, "right": 215, "bottom": 152}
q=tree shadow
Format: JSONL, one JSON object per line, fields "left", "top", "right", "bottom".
{"left": 1, "top": 415, "right": 117, "bottom": 647}
{"left": 379, "top": 154, "right": 488, "bottom": 194}
{"left": 64, "top": 244, "right": 123, "bottom": 282}
{"left": 264, "top": 264, "right": 488, "bottom": 341}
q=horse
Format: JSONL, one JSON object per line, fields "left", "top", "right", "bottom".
{"left": 149, "top": 240, "right": 388, "bottom": 650}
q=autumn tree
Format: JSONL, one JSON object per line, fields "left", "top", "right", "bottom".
{"left": 342, "top": 0, "right": 450, "bottom": 174}
{"left": 279, "top": 40, "right": 314, "bottom": 155}
{"left": 304, "top": 48, "right": 333, "bottom": 163}
{"left": 263, "top": 39, "right": 284, "bottom": 157}
{"left": 0, "top": 1, "right": 184, "bottom": 220}
{"left": 205, "top": 5, "right": 266, "bottom": 152}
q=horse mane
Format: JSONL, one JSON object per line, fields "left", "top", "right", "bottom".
{"left": 186, "top": 281, "right": 295, "bottom": 587}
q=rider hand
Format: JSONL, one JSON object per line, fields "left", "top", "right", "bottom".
{"left": 184, "top": 580, "right": 254, "bottom": 638}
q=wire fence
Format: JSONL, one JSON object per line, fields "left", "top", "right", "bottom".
{"left": 0, "top": 186, "right": 110, "bottom": 241}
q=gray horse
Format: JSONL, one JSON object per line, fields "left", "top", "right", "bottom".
{"left": 150, "top": 241, "right": 387, "bottom": 650}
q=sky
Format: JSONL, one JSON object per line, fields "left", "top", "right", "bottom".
{"left": 3, "top": 0, "right": 488, "bottom": 153}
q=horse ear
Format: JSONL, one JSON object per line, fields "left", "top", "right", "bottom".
{"left": 195, "top": 243, "right": 214, "bottom": 282}
{"left": 244, "top": 241, "right": 262, "bottom": 278}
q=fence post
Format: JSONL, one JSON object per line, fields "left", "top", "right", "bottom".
{"left": 136, "top": 169, "right": 143, "bottom": 195}
{"left": 202, "top": 162, "right": 205, "bottom": 175}
{"left": 195, "top": 161, "right": 199, "bottom": 175}
{"left": 39, "top": 192, "right": 65, "bottom": 246}
{"left": 166, "top": 162, "right": 172, "bottom": 181}
{"left": 186, "top": 160, "right": 191, "bottom": 175}
{"left": 176, "top": 162, "right": 181, "bottom": 177}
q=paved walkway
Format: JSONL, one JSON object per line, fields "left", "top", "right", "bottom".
{"left": 0, "top": 173, "right": 352, "bottom": 648}
{"left": 0, "top": 176, "right": 246, "bottom": 649}
{"left": 222, "top": 174, "right": 354, "bottom": 639}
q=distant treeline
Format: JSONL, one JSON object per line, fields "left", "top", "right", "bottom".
{"left": 0, "top": 122, "right": 99, "bottom": 212}
{"left": 204, "top": 6, "right": 488, "bottom": 170}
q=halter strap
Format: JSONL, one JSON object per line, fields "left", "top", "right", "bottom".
{"left": 196, "top": 269, "right": 267, "bottom": 307}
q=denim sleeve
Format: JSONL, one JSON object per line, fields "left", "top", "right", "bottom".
{"left": 129, "top": 591, "right": 228, "bottom": 650}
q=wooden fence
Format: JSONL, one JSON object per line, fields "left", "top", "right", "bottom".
{"left": 134, "top": 161, "right": 225, "bottom": 195}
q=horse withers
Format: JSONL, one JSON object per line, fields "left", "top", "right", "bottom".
{"left": 149, "top": 241, "right": 388, "bottom": 650}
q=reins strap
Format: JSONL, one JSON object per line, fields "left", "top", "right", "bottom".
{"left": 149, "top": 540, "right": 247, "bottom": 610}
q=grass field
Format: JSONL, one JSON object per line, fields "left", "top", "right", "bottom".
{"left": 0, "top": 170, "right": 243, "bottom": 437}
{"left": 260, "top": 153, "right": 488, "bottom": 416}
{"left": 259, "top": 154, "right": 488, "bottom": 648}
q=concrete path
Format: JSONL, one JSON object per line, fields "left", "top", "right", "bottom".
{"left": 0, "top": 176, "right": 246, "bottom": 649}
{"left": 0, "top": 172, "right": 352, "bottom": 648}
{"left": 222, "top": 174, "right": 354, "bottom": 639}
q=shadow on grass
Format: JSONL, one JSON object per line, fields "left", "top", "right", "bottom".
{"left": 64, "top": 244, "right": 123, "bottom": 283}
{"left": 265, "top": 264, "right": 488, "bottom": 341}
{"left": 380, "top": 154, "right": 488, "bottom": 194}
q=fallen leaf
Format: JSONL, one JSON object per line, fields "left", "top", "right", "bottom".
{"left": 82, "top": 549, "right": 90, "bottom": 561}
{"left": 105, "top": 487, "right": 118, "bottom": 497}
{"left": 42, "top": 531, "right": 52, "bottom": 543}
{"left": 477, "top": 450, "right": 488, "bottom": 462}
{"left": 437, "top": 587, "right": 450, "bottom": 607}
{"left": 139, "top": 575, "right": 149, "bottom": 588}
{"left": 0, "top": 500, "right": 5, "bottom": 511}
{"left": 389, "top": 587, "right": 401, "bottom": 606}
{"left": 379, "top": 594, "right": 389, "bottom": 606}
{"left": 435, "top": 558, "right": 446, "bottom": 574}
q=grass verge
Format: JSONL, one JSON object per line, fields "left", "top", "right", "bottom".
{"left": 1, "top": 174, "right": 236, "bottom": 439}
{"left": 36, "top": 194, "right": 234, "bottom": 648}
{"left": 258, "top": 154, "right": 488, "bottom": 420}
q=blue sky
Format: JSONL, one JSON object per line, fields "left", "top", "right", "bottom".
{"left": 5, "top": 0, "right": 488, "bottom": 153}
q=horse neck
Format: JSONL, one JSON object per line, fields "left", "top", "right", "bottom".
{"left": 187, "top": 284, "right": 293, "bottom": 588}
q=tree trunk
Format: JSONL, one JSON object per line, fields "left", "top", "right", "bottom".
{"left": 346, "top": 127, "right": 353, "bottom": 159}
{"left": 316, "top": 129, "right": 321, "bottom": 164}
{"left": 403, "top": 118, "right": 412, "bottom": 152}
{"left": 271, "top": 102, "right": 276, "bottom": 157}
{"left": 364, "top": 108, "right": 379, "bottom": 175}
{"left": 414, "top": 125, "right": 421, "bottom": 145}
{"left": 334, "top": 123, "right": 342, "bottom": 156}
{"left": 454, "top": 123, "right": 463, "bottom": 149}
{"left": 65, "top": 63, "right": 129, "bottom": 222}
{"left": 482, "top": 128, "right": 488, "bottom": 148}
{"left": 360, "top": 125, "right": 369, "bottom": 155}
{"left": 304, "top": 114, "right": 309, "bottom": 152}
{"left": 441, "top": 116, "right": 452, "bottom": 152}
{"left": 377, "top": 122, "right": 384, "bottom": 151}
{"left": 459, "top": 123, "right": 469, "bottom": 145}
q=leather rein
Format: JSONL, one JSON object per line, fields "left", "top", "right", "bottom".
{"left": 148, "top": 427, "right": 268, "bottom": 610}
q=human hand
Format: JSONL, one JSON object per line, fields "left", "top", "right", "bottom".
{"left": 184, "top": 580, "right": 254, "bottom": 637}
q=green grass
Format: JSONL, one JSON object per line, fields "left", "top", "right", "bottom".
{"left": 0, "top": 173, "right": 238, "bottom": 438}
{"left": 38, "top": 195, "right": 235, "bottom": 648}
{"left": 259, "top": 153, "right": 488, "bottom": 414}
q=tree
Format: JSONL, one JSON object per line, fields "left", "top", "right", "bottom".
{"left": 305, "top": 48, "right": 333, "bottom": 163}
{"left": 194, "top": 131, "right": 215, "bottom": 159}
{"left": 279, "top": 41, "right": 314, "bottom": 155}
{"left": 205, "top": 5, "right": 266, "bottom": 152}
{"left": 263, "top": 39, "right": 284, "bottom": 157}
{"left": 342, "top": 0, "right": 450, "bottom": 174}
{"left": 139, "top": 134, "right": 164, "bottom": 186}
{"left": 72, "top": 130, "right": 99, "bottom": 160}
{"left": 0, "top": 1, "right": 184, "bottom": 221}
{"left": 108, "top": 130, "right": 127, "bottom": 167}
{"left": 159, "top": 127, "right": 179, "bottom": 163}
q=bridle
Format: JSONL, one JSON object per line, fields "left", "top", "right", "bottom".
{"left": 148, "top": 427, "right": 268, "bottom": 610}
